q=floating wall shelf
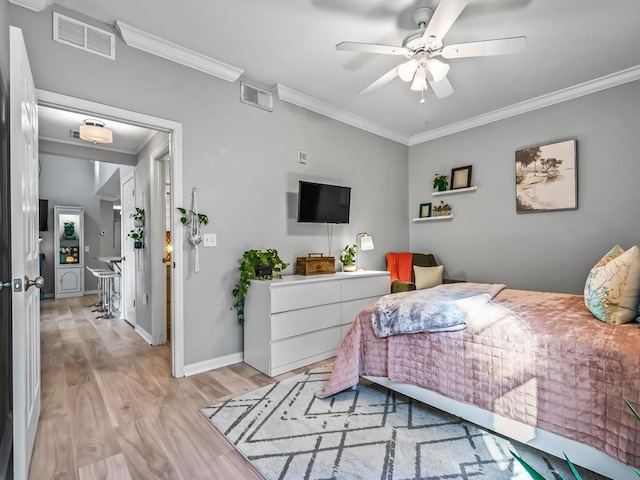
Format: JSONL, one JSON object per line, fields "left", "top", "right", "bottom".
{"left": 432, "top": 186, "right": 478, "bottom": 196}
{"left": 412, "top": 214, "right": 454, "bottom": 223}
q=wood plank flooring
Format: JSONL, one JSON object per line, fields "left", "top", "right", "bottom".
{"left": 31, "top": 295, "right": 332, "bottom": 480}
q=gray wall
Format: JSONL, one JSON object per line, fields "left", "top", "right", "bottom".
{"left": 10, "top": 4, "right": 410, "bottom": 366}
{"left": 39, "top": 153, "right": 104, "bottom": 295}
{"left": 408, "top": 80, "right": 640, "bottom": 294}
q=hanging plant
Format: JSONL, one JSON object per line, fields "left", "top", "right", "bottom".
{"left": 232, "top": 249, "right": 289, "bottom": 324}
{"left": 177, "top": 207, "right": 208, "bottom": 228}
{"left": 127, "top": 228, "right": 144, "bottom": 248}
{"left": 130, "top": 207, "right": 145, "bottom": 227}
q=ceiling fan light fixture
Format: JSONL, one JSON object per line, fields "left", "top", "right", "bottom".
{"left": 410, "top": 67, "right": 428, "bottom": 91}
{"left": 427, "top": 57, "right": 450, "bottom": 82}
{"left": 79, "top": 119, "right": 113, "bottom": 144}
{"left": 398, "top": 59, "right": 419, "bottom": 82}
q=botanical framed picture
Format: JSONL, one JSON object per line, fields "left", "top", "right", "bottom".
{"left": 515, "top": 139, "right": 577, "bottom": 213}
{"left": 419, "top": 202, "right": 432, "bottom": 218}
{"left": 450, "top": 165, "right": 472, "bottom": 189}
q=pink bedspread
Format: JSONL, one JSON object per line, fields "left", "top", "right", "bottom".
{"left": 317, "top": 288, "right": 640, "bottom": 467}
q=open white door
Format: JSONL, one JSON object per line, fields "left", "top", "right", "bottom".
{"left": 10, "top": 26, "right": 42, "bottom": 480}
{"left": 121, "top": 174, "right": 136, "bottom": 326}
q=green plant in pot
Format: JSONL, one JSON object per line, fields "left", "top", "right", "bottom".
{"left": 433, "top": 173, "right": 448, "bottom": 192}
{"left": 127, "top": 228, "right": 144, "bottom": 248}
{"left": 63, "top": 221, "right": 75, "bottom": 237}
{"left": 232, "top": 249, "right": 289, "bottom": 324}
{"left": 130, "top": 207, "right": 145, "bottom": 227}
{"left": 340, "top": 244, "right": 357, "bottom": 272}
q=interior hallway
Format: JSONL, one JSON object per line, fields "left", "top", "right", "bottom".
{"left": 33, "top": 296, "right": 329, "bottom": 479}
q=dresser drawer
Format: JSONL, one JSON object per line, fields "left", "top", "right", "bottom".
{"left": 341, "top": 275, "right": 389, "bottom": 301}
{"left": 340, "top": 296, "right": 379, "bottom": 326}
{"left": 270, "top": 281, "right": 341, "bottom": 313}
{"left": 271, "top": 326, "right": 341, "bottom": 369}
{"left": 271, "top": 303, "right": 340, "bottom": 341}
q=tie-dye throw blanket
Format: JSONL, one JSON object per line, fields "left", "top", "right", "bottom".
{"left": 372, "top": 282, "right": 506, "bottom": 337}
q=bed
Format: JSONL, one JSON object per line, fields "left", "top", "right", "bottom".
{"left": 316, "top": 283, "right": 640, "bottom": 479}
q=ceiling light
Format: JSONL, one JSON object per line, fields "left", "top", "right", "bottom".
{"left": 427, "top": 58, "right": 449, "bottom": 82}
{"left": 79, "top": 119, "right": 113, "bottom": 144}
{"left": 398, "top": 59, "right": 418, "bottom": 82}
{"left": 410, "top": 67, "right": 428, "bottom": 92}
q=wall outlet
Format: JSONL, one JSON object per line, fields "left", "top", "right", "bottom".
{"left": 297, "top": 149, "right": 307, "bottom": 164}
{"left": 203, "top": 233, "right": 217, "bottom": 247}
{"left": 84, "top": 246, "right": 90, "bottom": 252}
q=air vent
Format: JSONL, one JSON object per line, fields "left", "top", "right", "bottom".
{"left": 240, "top": 82, "right": 273, "bottom": 112}
{"left": 53, "top": 12, "right": 115, "bottom": 60}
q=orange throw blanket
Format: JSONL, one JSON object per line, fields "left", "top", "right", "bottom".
{"left": 386, "top": 252, "right": 413, "bottom": 284}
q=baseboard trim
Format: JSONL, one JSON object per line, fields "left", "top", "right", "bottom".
{"left": 183, "top": 352, "right": 244, "bottom": 377}
{"left": 134, "top": 325, "right": 153, "bottom": 345}
{"left": 83, "top": 290, "right": 98, "bottom": 295}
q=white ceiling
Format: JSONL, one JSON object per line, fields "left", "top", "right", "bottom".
{"left": 44, "top": 0, "right": 640, "bottom": 142}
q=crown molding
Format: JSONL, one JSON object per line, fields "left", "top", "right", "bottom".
{"left": 8, "top": 0, "right": 53, "bottom": 12}
{"left": 276, "top": 84, "right": 409, "bottom": 145}
{"left": 115, "top": 21, "right": 244, "bottom": 82}
{"left": 409, "top": 65, "right": 640, "bottom": 145}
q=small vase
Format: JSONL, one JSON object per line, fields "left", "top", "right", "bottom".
{"left": 134, "top": 240, "right": 143, "bottom": 249}
{"left": 438, "top": 185, "right": 447, "bottom": 191}
{"left": 343, "top": 263, "right": 356, "bottom": 272}
{"left": 134, "top": 218, "right": 144, "bottom": 227}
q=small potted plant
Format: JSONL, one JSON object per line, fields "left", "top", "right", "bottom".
{"left": 433, "top": 173, "right": 448, "bottom": 192}
{"left": 232, "top": 249, "right": 289, "bottom": 324}
{"left": 63, "top": 220, "right": 75, "bottom": 238}
{"left": 130, "top": 207, "right": 145, "bottom": 227}
{"left": 127, "top": 228, "right": 144, "bottom": 248}
{"left": 340, "top": 244, "right": 357, "bottom": 272}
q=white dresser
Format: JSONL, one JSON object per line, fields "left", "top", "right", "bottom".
{"left": 243, "top": 270, "right": 390, "bottom": 377}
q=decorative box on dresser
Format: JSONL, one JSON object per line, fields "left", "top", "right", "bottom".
{"left": 244, "top": 270, "right": 390, "bottom": 377}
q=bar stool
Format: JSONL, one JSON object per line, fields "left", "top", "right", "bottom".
{"left": 86, "top": 266, "right": 112, "bottom": 313}
{"left": 99, "top": 271, "right": 120, "bottom": 319}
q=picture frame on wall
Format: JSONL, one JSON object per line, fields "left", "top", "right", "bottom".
{"left": 419, "top": 202, "right": 432, "bottom": 218}
{"left": 450, "top": 165, "right": 473, "bottom": 189}
{"left": 515, "top": 139, "right": 577, "bottom": 213}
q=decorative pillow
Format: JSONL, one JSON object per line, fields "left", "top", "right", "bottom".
{"left": 414, "top": 265, "right": 444, "bottom": 290}
{"left": 584, "top": 245, "right": 640, "bottom": 324}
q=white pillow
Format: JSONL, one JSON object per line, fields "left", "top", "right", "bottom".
{"left": 584, "top": 245, "right": 640, "bottom": 324}
{"left": 414, "top": 265, "right": 444, "bottom": 290}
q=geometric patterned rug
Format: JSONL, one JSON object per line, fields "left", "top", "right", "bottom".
{"left": 201, "top": 367, "right": 606, "bottom": 480}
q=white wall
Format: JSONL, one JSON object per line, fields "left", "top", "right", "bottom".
{"left": 7, "top": 4, "right": 413, "bottom": 366}
{"left": 408, "top": 80, "right": 640, "bottom": 294}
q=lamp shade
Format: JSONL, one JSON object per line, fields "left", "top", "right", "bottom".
{"left": 410, "top": 67, "right": 428, "bottom": 91}
{"left": 427, "top": 58, "right": 449, "bottom": 82}
{"left": 398, "top": 59, "right": 418, "bottom": 82}
{"left": 359, "top": 234, "right": 374, "bottom": 251}
{"left": 79, "top": 120, "right": 113, "bottom": 144}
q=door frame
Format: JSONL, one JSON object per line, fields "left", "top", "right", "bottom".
{"left": 36, "top": 89, "right": 186, "bottom": 377}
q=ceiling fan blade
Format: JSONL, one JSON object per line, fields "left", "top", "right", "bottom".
{"left": 336, "top": 41, "right": 410, "bottom": 56}
{"left": 425, "top": 70, "right": 454, "bottom": 99}
{"left": 422, "top": 0, "right": 470, "bottom": 44}
{"left": 441, "top": 37, "right": 527, "bottom": 59}
{"left": 358, "top": 67, "right": 399, "bottom": 95}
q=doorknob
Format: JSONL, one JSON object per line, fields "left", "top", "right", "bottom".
{"left": 0, "top": 280, "right": 10, "bottom": 292}
{"left": 24, "top": 275, "right": 45, "bottom": 291}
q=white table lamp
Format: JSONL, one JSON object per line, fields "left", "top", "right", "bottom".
{"left": 356, "top": 232, "right": 374, "bottom": 270}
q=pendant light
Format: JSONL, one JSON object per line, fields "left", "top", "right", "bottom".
{"left": 79, "top": 119, "right": 113, "bottom": 144}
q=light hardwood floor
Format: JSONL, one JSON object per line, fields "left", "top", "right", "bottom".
{"left": 32, "top": 295, "right": 332, "bottom": 480}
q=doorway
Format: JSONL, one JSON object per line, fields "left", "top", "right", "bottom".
{"left": 36, "top": 89, "right": 185, "bottom": 377}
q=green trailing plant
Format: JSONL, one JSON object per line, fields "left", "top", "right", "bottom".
{"left": 340, "top": 244, "right": 357, "bottom": 265}
{"left": 177, "top": 207, "right": 209, "bottom": 227}
{"left": 130, "top": 207, "right": 145, "bottom": 221}
{"left": 127, "top": 228, "right": 144, "bottom": 240}
{"left": 232, "top": 249, "right": 289, "bottom": 324}
{"left": 433, "top": 173, "right": 448, "bottom": 191}
{"left": 511, "top": 398, "right": 640, "bottom": 478}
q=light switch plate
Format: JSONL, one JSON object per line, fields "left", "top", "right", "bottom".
{"left": 203, "top": 233, "right": 217, "bottom": 247}
{"left": 84, "top": 246, "right": 90, "bottom": 252}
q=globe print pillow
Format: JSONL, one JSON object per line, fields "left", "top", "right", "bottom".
{"left": 584, "top": 245, "right": 640, "bottom": 324}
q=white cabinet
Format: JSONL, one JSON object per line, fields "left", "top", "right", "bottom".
{"left": 54, "top": 206, "right": 84, "bottom": 298}
{"left": 244, "top": 271, "right": 390, "bottom": 377}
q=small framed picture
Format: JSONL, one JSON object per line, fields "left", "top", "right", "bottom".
{"left": 451, "top": 165, "right": 473, "bottom": 189}
{"left": 419, "top": 202, "right": 432, "bottom": 218}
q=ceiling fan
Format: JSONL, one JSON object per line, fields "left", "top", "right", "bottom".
{"left": 336, "top": 0, "right": 527, "bottom": 101}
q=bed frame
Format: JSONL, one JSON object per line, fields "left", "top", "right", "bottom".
{"left": 364, "top": 376, "right": 635, "bottom": 479}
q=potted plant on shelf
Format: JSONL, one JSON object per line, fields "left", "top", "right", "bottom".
{"left": 232, "top": 249, "right": 289, "bottom": 324}
{"left": 340, "top": 244, "right": 357, "bottom": 272}
{"left": 127, "top": 228, "right": 144, "bottom": 248}
{"left": 433, "top": 173, "right": 448, "bottom": 192}
{"left": 63, "top": 221, "right": 75, "bottom": 238}
{"left": 130, "top": 207, "right": 145, "bottom": 227}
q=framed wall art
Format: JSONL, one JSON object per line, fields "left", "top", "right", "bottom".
{"left": 515, "top": 139, "right": 577, "bottom": 213}
{"left": 419, "top": 202, "right": 432, "bottom": 218}
{"left": 450, "top": 165, "right": 472, "bottom": 189}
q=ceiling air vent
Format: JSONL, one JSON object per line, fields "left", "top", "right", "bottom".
{"left": 240, "top": 82, "right": 273, "bottom": 112}
{"left": 53, "top": 12, "right": 115, "bottom": 60}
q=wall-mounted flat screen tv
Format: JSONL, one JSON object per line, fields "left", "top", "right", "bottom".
{"left": 39, "top": 199, "right": 48, "bottom": 231}
{"left": 297, "top": 181, "right": 351, "bottom": 224}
